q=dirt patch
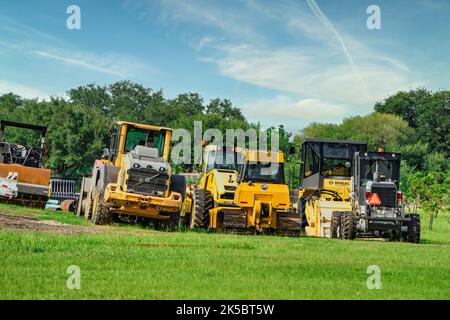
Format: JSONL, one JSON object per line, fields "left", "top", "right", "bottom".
{"left": 0, "top": 213, "right": 97, "bottom": 235}
{"left": 0, "top": 213, "right": 169, "bottom": 237}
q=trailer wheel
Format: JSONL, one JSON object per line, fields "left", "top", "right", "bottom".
{"left": 91, "top": 191, "right": 113, "bottom": 225}
{"left": 190, "top": 189, "right": 213, "bottom": 229}
{"left": 331, "top": 211, "right": 342, "bottom": 238}
{"left": 341, "top": 211, "right": 356, "bottom": 240}
{"left": 405, "top": 214, "right": 420, "bottom": 243}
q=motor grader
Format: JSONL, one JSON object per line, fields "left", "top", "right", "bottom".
{"left": 77, "top": 121, "right": 185, "bottom": 225}
{"left": 183, "top": 146, "right": 300, "bottom": 235}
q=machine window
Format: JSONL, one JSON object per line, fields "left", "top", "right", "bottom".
{"left": 244, "top": 162, "right": 284, "bottom": 184}
{"left": 361, "top": 159, "right": 399, "bottom": 186}
{"left": 205, "top": 149, "right": 243, "bottom": 173}
{"left": 323, "top": 143, "right": 353, "bottom": 159}
{"left": 321, "top": 158, "right": 352, "bottom": 177}
{"left": 304, "top": 144, "right": 319, "bottom": 177}
{"left": 124, "top": 127, "right": 165, "bottom": 156}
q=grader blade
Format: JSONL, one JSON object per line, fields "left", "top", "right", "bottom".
{"left": 222, "top": 209, "right": 247, "bottom": 231}
{"left": 276, "top": 210, "right": 301, "bottom": 236}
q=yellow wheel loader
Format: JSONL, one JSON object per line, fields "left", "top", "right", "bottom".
{"left": 78, "top": 121, "right": 185, "bottom": 226}
{"left": 180, "top": 144, "right": 242, "bottom": 230}
{"left": 0, "top": 120, "right": 51, "bottom": 207}
{"left": 296, "top": 139, "right": 367, "bottom": 238}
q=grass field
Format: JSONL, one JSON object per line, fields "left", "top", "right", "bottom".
{"left": 0, "top": 203, "right": 449, "bottom": 299}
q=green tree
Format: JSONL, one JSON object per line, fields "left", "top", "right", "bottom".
{"left": 375, "top": 88, "right": 450, "bottom": 155}
{"left": 299, "top": 112, "right": 413, "bottom": 151}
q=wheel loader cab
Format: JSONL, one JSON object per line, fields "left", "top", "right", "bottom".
{"left": 106, "top": 122, "right": 171, "bottom": 166}
{"left": 200, "top": 144, "right": 242, "bottom": 204}
{"left": 298, "top": 139, "right": 367, "bottom": 238}
{"left": 80, "top": 121, "right": 185, "bottom": 225}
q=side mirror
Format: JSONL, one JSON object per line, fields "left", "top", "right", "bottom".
{"left": 101, "top": 148, "right": 110, "bottom": 160}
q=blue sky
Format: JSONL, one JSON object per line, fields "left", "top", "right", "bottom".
{"left": 1, "top": 0, "right": 449, "bottom": 132}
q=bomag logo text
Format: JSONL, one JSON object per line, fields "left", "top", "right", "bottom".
{"left": 328, "top": 181, "right": 350, "bottom": 186}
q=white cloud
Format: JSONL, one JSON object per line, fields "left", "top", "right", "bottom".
{"left": 207, "top": 44, "right": 413, "bottom": 107}
{"left": 31, "top": 50, "right": 154, "bottom": 78}
{"left": 137, "top": 0, "right": 419, "bottom": 120}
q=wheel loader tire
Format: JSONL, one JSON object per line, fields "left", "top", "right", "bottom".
{"left": 190, "top": 189, "right": 213, "bottom": 229}
{"left": 91, "top": 191, "right": 113, "bottom": 225}
{"left": 405, "top": 214, "right": 420, "bottom": 243}
{"left": 331, "top": 211, "right": 342, "bottom": 238}
{"left": 341, "top": 211, "right": 357, "bottom": 240}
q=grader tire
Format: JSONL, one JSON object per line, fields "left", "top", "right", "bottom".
{"left": 190, "top": 189, "right": 213, "bottom": 229}
{"left": 331, "top": 211, "right": 342, "bottom": 238}
{"left": 91, "top": 191, "right": 113, "bottom": 225}
{"left": 341, "top": 211, "right": 357, "bottom": 240}
{"left": 405, "top": 214, "right": 420, "bottom": 243}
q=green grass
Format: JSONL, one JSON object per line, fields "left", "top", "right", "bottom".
{"left": 0, "top": 204, "right": 449, "bottom": 299}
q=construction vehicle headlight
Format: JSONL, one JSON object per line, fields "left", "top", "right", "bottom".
{"left": 159, "top": 167, "right": 166, "bottom": 172}
{"left": 133, "top": 163, "right": 140, "bottom": 168}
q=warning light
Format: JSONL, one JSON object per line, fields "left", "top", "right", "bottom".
{"left": 369, "top": 193, "right": 382, "bottom": 206}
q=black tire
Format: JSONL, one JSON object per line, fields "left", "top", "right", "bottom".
{"left": 91, "top": 191, "right": 113, "bottom": 225}
{"left": 190, "top": 189, "right": 213, "bottom": 229}
{"left": 405, "top": 214, "right": 420, "bottom": 243}
{"left": 341, "top": 211, "right": 357, "bottom": 240}
{"left": 331, "top": 211, "right": 342, "bottom": 238}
